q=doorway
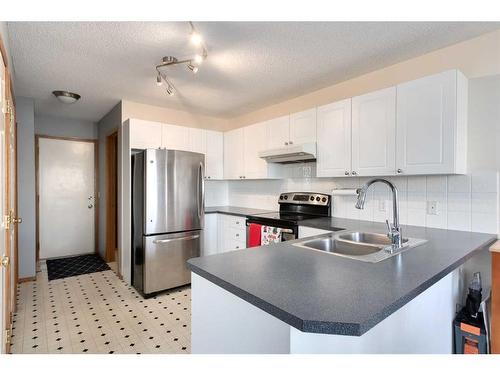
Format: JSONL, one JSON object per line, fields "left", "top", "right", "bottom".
{"left": 36, "top": 136, "right": 98, "bottom": 260}
{"left": 105, "top": 131, "right": 118, "bottom": 266}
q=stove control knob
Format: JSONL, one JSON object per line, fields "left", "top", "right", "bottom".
{"left": 284, "top": 195, "right": 288, "bottom": 200}
{"left": 310, "top": 196, "right": 315, "bottom": 201}
{"left": 279, "top": 195, "right": 284, "bottom": 200}
{"left": 321, "top": 197, "right": 327, "bottom": 202}
{"left": 316, "top": 196, "right": 320, "bottom": 201}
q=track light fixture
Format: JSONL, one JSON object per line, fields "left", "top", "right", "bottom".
{"left": 187, "top": 63, "right": 199, "bottom": 74}
{"left": 154, "top": 21, "right": 208, "bottom": 97}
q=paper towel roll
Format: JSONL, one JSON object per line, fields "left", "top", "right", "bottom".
{"left": 331, "top": 188, "right": 359, "bottom": 196}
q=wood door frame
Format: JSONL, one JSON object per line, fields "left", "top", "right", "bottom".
{"left": 105, "top": 131, "right": 118, "bottom": 265}
{"left": 35, "top": 135, "right": 99, "bottom": 263}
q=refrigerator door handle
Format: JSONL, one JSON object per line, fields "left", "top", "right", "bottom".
{"left": 198, "top": 161, "right": 204, "bottom": 220}
{"left": 152, "top": 234, "right": 200, "bottom": 244}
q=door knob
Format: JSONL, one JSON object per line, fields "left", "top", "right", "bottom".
{"left": 1, "top": 255, "right": 9, "bottom": 268}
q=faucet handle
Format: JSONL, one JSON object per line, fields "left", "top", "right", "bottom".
{"left": 385, "top": 219, "right": 392, "bottom": 234}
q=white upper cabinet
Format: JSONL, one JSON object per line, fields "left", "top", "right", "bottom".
{"left": 188, "top": 127, "right": 206, "bottom": 154}
{"left": 267, "top": 115, "right": 290, "bottom": 149}
{"left": 396, "top": 70, "right": 467, "bottom": 175}
{"left": 289, "top": 108, "right": 317, "bottom": 145}
{"left": 162, "top": 124, "right": 189, "bottom": 150}
{"left": 243, "top": 121, "right": 269, "bottom": 179}
{"left": 205, "top": 130, "right": 223, "bottom": 180}
{"left": 316, "top": 99, "right": 352, "bottom": 177}
{"left": 224, "top": 128, "right": 245, "bottom": 179}
{"left": 352, "top": 86, "right": 396, "bottom": 176}
{"left": 129, "top": 119, "right": 162, "bottom": 149}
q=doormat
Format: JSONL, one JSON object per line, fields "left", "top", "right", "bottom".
{"left": 46, "top": 254, "right": 110, "bottom": 281}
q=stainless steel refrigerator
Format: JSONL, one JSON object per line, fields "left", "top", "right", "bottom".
{"left": 132, "top": 149, "right": 204, "bottom": 297}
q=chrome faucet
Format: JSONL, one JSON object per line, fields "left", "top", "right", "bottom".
{"left": 355, "top": 178, "right": 402, "bottom": 249}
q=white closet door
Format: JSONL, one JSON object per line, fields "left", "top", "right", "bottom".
{"left": 38, "top": 138, "right": 96, "bottom": 258}
{"left": 352, "top": 87, "right": 396, "bottom": 176}
{"left": 316, "top": 99, "right": 352, "bottom": 177}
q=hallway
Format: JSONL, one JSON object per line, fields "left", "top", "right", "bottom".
{"left": 9, "top": 261, "right": 191, "bottom": 354}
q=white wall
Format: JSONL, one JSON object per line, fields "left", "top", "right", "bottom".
{"left": 35, "top": 114, "right": 97, "bottom": 139}
{"left": 16, "top": 97, "right": 36, "bottom": 279}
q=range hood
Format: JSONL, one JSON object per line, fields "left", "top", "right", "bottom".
{"left": 258, "top": 142, "right": 316, "bottom": 163}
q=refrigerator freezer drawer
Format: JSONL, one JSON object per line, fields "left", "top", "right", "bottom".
{"left": 143, "top": 230, "right": 202, "bottom": 294}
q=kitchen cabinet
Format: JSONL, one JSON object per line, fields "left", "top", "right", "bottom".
{"left": 203, "top": 213, "right": 219, "bottom": 256}
{"left": 266, "top": 115, "right": 290, "bottom": 149}
{"left": 289, "top": 108, "right": 317, "bottom": 145}
{"left": 224, "top": 128, "right": 245, "bottom": 179}
{"left": 396, "top": 70, "right": 467, "bottom": 175}
{"left": 188, "top": 127, "right": 206, "bottom": 154}
{"left": 162, "top": 123, "right": 189, "bottom": 151}
{"left": 243, "top": 121, "right": 269, "bottom": 179}
{"left": 217, "top": 214, "right": 246, "bottom": 252}
{"left": 129, "top": 119, "right": 163, "bottom": 149}
{"left": 205, "top": 130, "right": 223, "bottom": 179}
{"left": 351, "top": 86, "right": 396, "bottom": 176}
{"left": 316, "top": 99, "right": 352, "bottom": 177}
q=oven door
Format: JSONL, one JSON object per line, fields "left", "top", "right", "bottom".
{"left": 245, "top": 218, "right": 297, "bottom": 247}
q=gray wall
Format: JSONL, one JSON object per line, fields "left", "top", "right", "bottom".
{"left": 35, "top": 114, "right": 97, "bottom": 139}
{"left": 16, "top": 97, "right": 36, "bottom": 279}
{"left": 97, "top": 102, "right": 122, "bottom": 258}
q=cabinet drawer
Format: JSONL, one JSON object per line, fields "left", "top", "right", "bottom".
{"left": 220, "top": 214, "right": 246, "bottom": 229}
{"left": 227, "top": 239, "right": 246, "bottom": 252}
{"left": 223, "top": 227, "right": 246, "bottom": 243}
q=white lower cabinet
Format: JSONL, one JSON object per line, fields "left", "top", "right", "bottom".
{"left": 218, "top": 214, "right": 247, "bottom": 253}
{"left": 203, "top": 213, "right": 247, "bottom": 255}
{"left": 203, "top": 214, "right": 219, "bottom": 256}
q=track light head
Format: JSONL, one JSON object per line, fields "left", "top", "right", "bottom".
{"left": 187, "top": 63, "right": 199, "bottom": 74}
{"left": 156, "top": 74, "right": 163, "bottom": 86}
{"left": 166, "top": 85, "right": 174, "bottom": 96}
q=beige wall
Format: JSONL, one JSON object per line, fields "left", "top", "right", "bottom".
{"left": 121, "top": 100, "right": 230, "bottom": 131}
{"left": 230, "top": 29, "right": 500, "bottom": 128}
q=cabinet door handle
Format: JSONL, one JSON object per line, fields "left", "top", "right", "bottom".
{"left": 284, "top": 142, "right": 288, "bottom": 146}
{"left": 397, "top": 168, "right": 403, "bottom": 174}
{"left": 236, "top": 233, "right": 239, "bottom": 237}
{"left": 344, "top": 171, "right": 350, "bottom": 176}
{"left": 351, "top": 171, "right": 357, "bottom": 176}
{"left": 289, "top": 141, "right": 293, "bottom": 145}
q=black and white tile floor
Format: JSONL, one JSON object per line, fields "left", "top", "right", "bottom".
{"left": 10, "top": 260, "right": 191, "bottom": 354}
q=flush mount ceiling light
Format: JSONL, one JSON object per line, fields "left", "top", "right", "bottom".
{"left": 155, "top": 21, "right": 208, "bottom": 97}
{"left": 52, "top": 90, "right": 81, "bottom": 104}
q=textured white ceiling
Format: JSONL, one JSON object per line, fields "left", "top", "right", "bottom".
{"left": 7, "top": 21, "right": 500, "bottom": 122}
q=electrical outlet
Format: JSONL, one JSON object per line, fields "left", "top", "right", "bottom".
{"left": 378, "top": 200, "right": 386, "bottom": 212}
{"left": 427, "top": 201, "right": 438, "bottom": 215}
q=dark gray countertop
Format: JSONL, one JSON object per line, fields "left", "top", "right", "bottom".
{"left": 188, "top": 216, "right": 496, "bottom": 336}
{"left": 205, "top": 206, "right": 275, "bottom": 217}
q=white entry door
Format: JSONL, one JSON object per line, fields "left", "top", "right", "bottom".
{"left": 38, "top": 137, "right": 96, "bottom": 259}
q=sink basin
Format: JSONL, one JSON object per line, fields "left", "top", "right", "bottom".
{"left": 293, "top": 231, "right": 427, "bottom": 263}
{"left": 337, "top": 232, "right": 409, "bottom": 246}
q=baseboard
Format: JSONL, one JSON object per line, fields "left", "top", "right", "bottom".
{"left": 18, "top": 276, "right": 36, "bottom": 283}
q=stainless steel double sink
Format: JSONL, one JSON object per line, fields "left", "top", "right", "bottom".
{"left": 293, "top": 231, "right": 427, "bottom": 263}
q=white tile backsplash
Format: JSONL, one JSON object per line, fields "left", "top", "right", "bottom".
{"left": 222, "top": 171, "right": 499, "bottom": 235}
